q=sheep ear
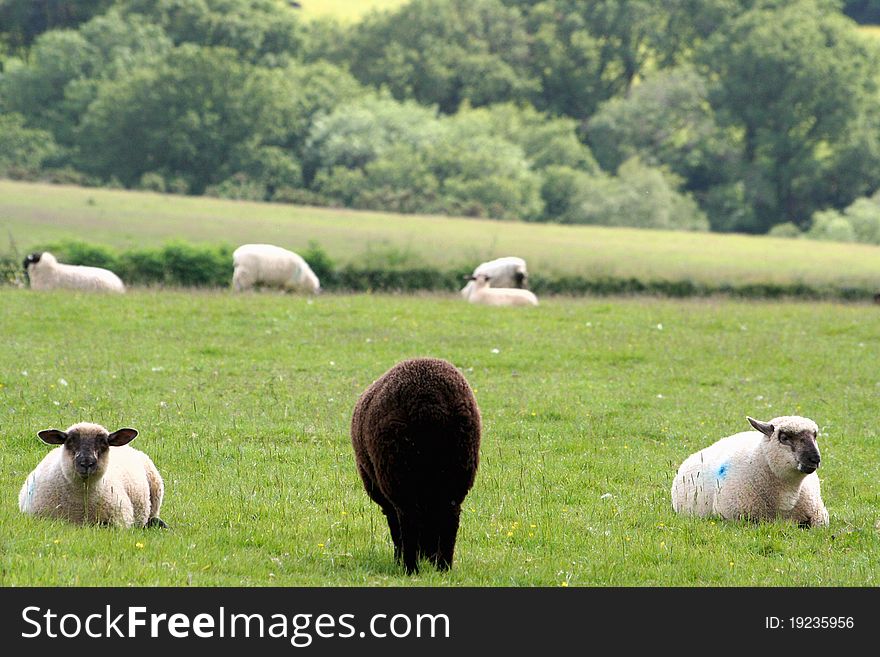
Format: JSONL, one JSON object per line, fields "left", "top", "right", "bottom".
{"left": 38, "top": 429, "right": 67, "bottom": 445}
{"left": 108, "top": 428, "right": 138, "bottom": 446}
{"left": 747, "top": 417, "right": 774, "bottom": 436}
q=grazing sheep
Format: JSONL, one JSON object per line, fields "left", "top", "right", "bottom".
{"left": 19, "top": 422, "right": 167, "bottom": 529}
{"left": 465, "top": 273, "right": 539, "bottom": 307}
{"left": 23, "top": 252, "right": 125, "bottom": 293}
{"left": 232, "top": 243, "right": 320, "bottom": 294}
{"left": 460, "top": 256, "right": 528, "bottom": 298}
{"left": 671, "top": 416, "right": 829, "bottom": 527}
{"left": 351, "top": 358, "right": 481, "bottom": 574}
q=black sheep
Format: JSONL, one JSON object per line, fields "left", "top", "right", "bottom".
{"left": 351, "top": 357, "right": 481, "bottom": 574}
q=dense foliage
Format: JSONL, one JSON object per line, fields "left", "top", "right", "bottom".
{"left": 2, "top": 0, "right": 880, "bottom": 237}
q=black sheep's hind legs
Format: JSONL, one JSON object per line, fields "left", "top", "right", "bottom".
{"left": 398, "top": 513, "right": 421, "bottom": 575}
{"left": 383, "top": 506, "right": 403, "bottom": 562}
{"left": 432, "top": 505, "right": 462, "bottom": 571}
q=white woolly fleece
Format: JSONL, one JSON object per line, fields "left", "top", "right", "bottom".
{"left": 466, "top": 274, "right": 538, "bottom": 307}
{"left": 27, "top": 252, "right": 125, "bottom": 293}
{"left": 19, "top": 422, "right": 164, "bottom": 528}
{"left": 232, "top": 243, "right": 320, "bottom": 294}
{"left": 461, "top": 256, "right": 528, "bottom": 298}
{"left": 671, "top": 416, "right": 828, "bottom": 527}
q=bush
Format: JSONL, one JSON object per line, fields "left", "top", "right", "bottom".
{"left": 806, "top": 196, "right": 880, "bottom": 244}
{"left": 167, "top": 176, "right": 191, "bottom": 195}
{"left": 117, "top": 249, "right": 167, "bottom": 285}
{"left": 543, "top": 158, "right": 709, "bottom": 231}
{"left": 0, "top": 254, "right": 25, "bottom": 286}
{"left": 807, "top": 211, "right": 856, "bottom": 242}
{"left": 270, "top": 186, "right": 336, "bottom": 207}
{"left": 0, "top": 113, "right": 60, "bottom": 175}
{"left": 767, "top": 222, "right": 802, "bottom": 238}
{"left": 26, "top": 240, "right": 232, "bottom": 288}
{"left": 205, "top": 174, "right": 268, "bottom": 201}
{"left": 300, "top": 241, "right": 335, "bottom": 284}
{"left": 158, "top": 242, "right": 233, "bottom": 287}
{"left": 139, "top": 172, "right": 166, "bottom": 193}
{"left": 843, "top": 197, "right": 880, "bottom": 244}
{"left": 31, "top": 240, "right": 120, "bottom": 270}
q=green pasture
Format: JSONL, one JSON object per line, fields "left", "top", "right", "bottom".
{"left": 0, "top": 289, "right": 877, "bottom": 586}
{"left": 2, "top": 181, "right": 880, "bottom": 291}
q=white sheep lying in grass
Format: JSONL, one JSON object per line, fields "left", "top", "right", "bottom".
{"left": 19, "top": 422, "right": 167, "bottom": 529}
{"left": 460, "top": 256, "right": 528, "bottom": 298}
{"left": 23, "top": 252, "right": 125, "bottom": 293}
{"left": 671, "top": 416, "right": 829, "bottom": 527}
{"left": 465, "top": 273, "right": 539, "bottom": 307}
{"left": 232, "top": 243, "right": 320, "bottom": 294}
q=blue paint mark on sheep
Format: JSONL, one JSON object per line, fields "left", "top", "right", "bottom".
{"left": 716, "top": 463, "right": 729, "bottom": 480}
{"left": 22, "top": 473, "right": 36, "bottom": 511}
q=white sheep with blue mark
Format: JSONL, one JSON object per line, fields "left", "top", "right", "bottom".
{"left": 671, "top": 416, "right": 829, "bottom": 527}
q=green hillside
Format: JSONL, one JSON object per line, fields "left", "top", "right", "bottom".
{"left": 3, "top": 180, "right": 880, "bottom": 291}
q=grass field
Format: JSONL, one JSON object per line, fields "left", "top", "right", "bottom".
{"left": 297, "top": 0, "right": 410, "bottom": 21}
{"left": 1, "top": 289, "right": 877, "bottom": 586}
{"left": 3, "top": 180, "right": 880, "bottom": 291}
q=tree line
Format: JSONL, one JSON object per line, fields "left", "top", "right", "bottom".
{"left": 2, "top": 0, "right": 880, "bottom": 242}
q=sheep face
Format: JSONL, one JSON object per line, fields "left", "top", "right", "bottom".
{"left": 38, "top": 424, "right": 138, "bottom": 482}
{"left": 748, "top": 416, "right": 821, "bottom": 477}
{"left": 23, "top": 252, "right": 42, "bottom": 270}
{"left": 23, "top": 252, "right": 42, "bottom": 283}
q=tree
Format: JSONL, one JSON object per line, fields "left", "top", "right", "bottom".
{"left": 586, "top": 66, "right": 739, "bottom": 190}
{"left": 0, "top": 10, "right": 172, "bottom": 145}
{"left": 509, "top": 0, "right": 759, "bottom": 120}
{"left": 305, "top": 95, "right": 544, "bottom": 219}
{"left": 304, "top": 95, "right": 442, "bottom": 180}
{"left": 123, "top": 0, "right": 303, "bottom": 63}
{"left": 0, "top": 0, "right": 114, "bottom": 51}
{"left": 843, "top": 0, "right": 880, "bottom": 22}
{"left": 338, "top": 0, "right": 537, "bottom": 113}
{"left": 451, "top": 102, "right": 598, "bottom": 172}
{"left": 806, "top": 193, "right": 880, "bottom": 244}
{"left": 76, "top": 45, "right": 304, "bottom": 194}
{"left": 539, "top": 158, "right": 709, "bottom": 230}
{"left": 700, "top": 0, "right": 880, "bottom": 230}
{"left": 0, "top": 112, "right": 59, "bottom": 174}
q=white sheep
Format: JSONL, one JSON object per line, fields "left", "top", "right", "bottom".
{"left": 23, "top": 252, "right": 125, "bottom": 293}
{"left": 232, "top": 243, "right": 320, "bottom": 294}
{"left": 465, "top": 273, "right": 539, "bottom": 307}
{"left": 671, "top": 416, "right": 829, "bottom": 527}
{"left": 460, "top": 256, "right": 528, "bottom": 299}
{"left": 19, "top": 422, "right": 167, "bottom": 529}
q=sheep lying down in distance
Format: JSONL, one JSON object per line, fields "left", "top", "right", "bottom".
{"left": 19, "top": 422, "right": 167, "bottom": 529}
{"left": 460, "top": 256, "right": 528, "bottom": 298}
{"left": 465, "top": 273, "right": 538, "bottom": 307}
{"left": 671, "top": 416, "right": 829, "bottom": 527}
{"left": 23, "top": 252, "right": 125, "bottom": 293}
